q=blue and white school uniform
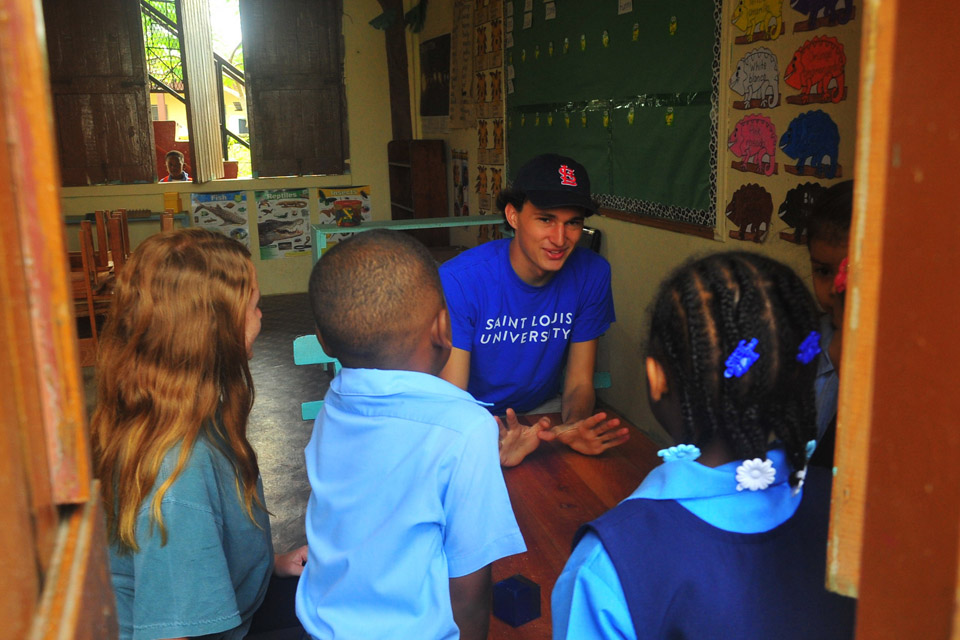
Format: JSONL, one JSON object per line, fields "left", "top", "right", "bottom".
{"left": 296, "top": 368, "right": 526, "bottom": 639}
{"left": 552, "top": 448, "right": 856, "bottom": 639}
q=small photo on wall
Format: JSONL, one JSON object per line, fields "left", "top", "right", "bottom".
{"left": 420, "top": 34, "right": 451, "bottom": 117}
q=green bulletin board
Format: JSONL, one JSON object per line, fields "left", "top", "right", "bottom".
{"left": 506, "top": 0, "right": 720, "bottom": 227}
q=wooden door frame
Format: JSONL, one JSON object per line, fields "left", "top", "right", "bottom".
{"left": 828, "top": 0, "right": 960, "bottom": 637}
{"left": 0, "top": 0, "right": 116, "bottom": 636}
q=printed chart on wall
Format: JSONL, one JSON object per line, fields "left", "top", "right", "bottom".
{"left": 452, "top": 149, "right": 470, "bottom": 216}
{"left": 255, "top": 189, "right": 312, "bottom": 260}
{"left": 190, "top": 192, "right": 250, "bottom": 247}
{"left": 474, "top": 0, "right": 505, "bottom": 241}
{"left": 505, "top": 0, "right": 721, "bottom": 229}
{"left": 317, "top": 186, "right": 372, "bottom": 243}
{"left": 449, "top": 0, "right": 476, "bottom": 128}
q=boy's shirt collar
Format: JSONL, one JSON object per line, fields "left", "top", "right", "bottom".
{"left": 331, "top": 367, "right": 492, "bottom": 407}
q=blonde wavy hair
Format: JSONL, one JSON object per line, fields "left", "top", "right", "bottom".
{"left": 91, "top": 228, "right": 261, "bottom": 552}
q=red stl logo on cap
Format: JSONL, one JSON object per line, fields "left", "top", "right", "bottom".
{"left": 558, "top": 165, "right": 577, "bottom": 186}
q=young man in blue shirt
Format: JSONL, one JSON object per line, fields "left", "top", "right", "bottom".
{"left": 439, "top": 153, "right": 630, "bottom": 466}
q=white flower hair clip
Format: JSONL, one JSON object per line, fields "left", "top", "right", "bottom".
{"left": 657, "top": 444, "right": 701, "bottom": 462}
{"left": 735, "top": 458, "right": 776, "bottom": 491}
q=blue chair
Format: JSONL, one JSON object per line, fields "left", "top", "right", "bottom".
{"left": 293, "top": 335, "right": 342, "bottom": 420}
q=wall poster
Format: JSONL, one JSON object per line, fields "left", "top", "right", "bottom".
{"left": 317, "top": 186, "right": 372, "bottom": 244}
{"left": 190, "top": 191, "right": 250, "bottom": 247}
{"left": 255, "top": 188, "right": 311, "bottom": 260}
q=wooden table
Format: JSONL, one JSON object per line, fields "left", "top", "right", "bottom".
{"left": 489, "top": 413, "right": 661, "bottom": 639}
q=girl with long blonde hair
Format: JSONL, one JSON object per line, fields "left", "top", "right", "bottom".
{"left": 91, "top": 228, "right": 306, "bottom": 640}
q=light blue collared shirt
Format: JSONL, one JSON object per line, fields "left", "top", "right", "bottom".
{"left": 297, "top": 368, "right": 526, "bottom": 639}
{"left": 552, "top": 449, "right": 802, "bottom": 640}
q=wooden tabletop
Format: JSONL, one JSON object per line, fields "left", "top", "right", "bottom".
{"left": 489, "top": 413, "right": 661, "bottom": 639}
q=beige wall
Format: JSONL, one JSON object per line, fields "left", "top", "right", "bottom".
{"left": 60, "top": 0, "right": 393, "bottom": 296}
{"left": 411, "top": 0, "right": 862, "bottom": 441}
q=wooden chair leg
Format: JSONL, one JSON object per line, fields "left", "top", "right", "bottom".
{"left": 78, "top": 221, "right": 99, "bottom": 343}
{"left": 107, "top": 216, "right": 125, "bottom": 273}
{"left": 93, "top": 210, "right": 109, "bottom": 270}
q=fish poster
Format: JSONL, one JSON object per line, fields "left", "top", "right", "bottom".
{"left": 255, "top": 188, "right": 312, "bottom": 260}
{"left": 190, "top": 191, "right": 250, "bottom": 247}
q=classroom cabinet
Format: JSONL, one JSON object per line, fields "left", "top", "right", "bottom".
{"left": 388, "top": 139, "right": 450, "bottom": 247}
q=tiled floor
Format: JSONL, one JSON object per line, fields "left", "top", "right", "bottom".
{"left": 82, "top": 292, "right": 326, "bottom": 554}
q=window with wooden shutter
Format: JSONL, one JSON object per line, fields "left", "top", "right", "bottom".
{"left": 239, "top": 0, "right": 348, "bottom": 178}
{"left": 43, "top": 0, "right": 157, "bottom": 186}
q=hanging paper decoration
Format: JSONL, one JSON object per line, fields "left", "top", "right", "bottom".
{"left": 729, "top": 47, "right": 780, "bottom": 109}
{"left": 790, "top": 0, "right": 856, "bottom": 33}
{"left": 778, "top": 182, "right": 827, "bottom": 243}
{"left": 726, "top": 184, "right": 773, "bottom": 242}
{"left": 784, "top": 36, "right": 847, "bottom": 104}
{"left": 728, "top": 114, "right": 778, "bottom": 175}
{"left": 779, "top": 110, "right": 841, "bottom": 178}
{"left": 731, "top": 0, "right": 784, "bottom": 44}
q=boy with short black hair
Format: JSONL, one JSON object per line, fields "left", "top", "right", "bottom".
{"left": 297, "top": 229, "right": 525, "bottom": 640}
{"left": 160, "top": 149, "right": 189, "bottom": 182}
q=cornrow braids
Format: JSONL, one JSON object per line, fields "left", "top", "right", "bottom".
{"left": 648, "top": 252, "right": 820, "bottom": 485}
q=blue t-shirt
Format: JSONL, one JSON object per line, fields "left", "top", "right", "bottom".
{"left": 553, "top": 449, "right": 856, "bottom": 639}
{"left": 296, "top": 368, "right": 526, "bottom": 639}
{"left": 109, "top": 436, "right": 273, "bottom": 640}
{"left": 439, "top": 239, "right": 615, "bottom": 414}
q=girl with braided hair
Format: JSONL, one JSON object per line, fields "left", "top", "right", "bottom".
{"left": 552, "top": 252, "right": 855, "bottom": 639}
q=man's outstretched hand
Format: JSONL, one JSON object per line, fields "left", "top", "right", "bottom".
{"left": 497, "top": 408, "right": 551, "bottom": 467}
{"left": 547, "top": 412, "right": 630, "bottom": 456}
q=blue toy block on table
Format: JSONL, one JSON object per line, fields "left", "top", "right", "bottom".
{"left": 492, "top": 574, "right": 540, "bottom": 627}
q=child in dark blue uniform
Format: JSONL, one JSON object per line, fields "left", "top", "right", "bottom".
{"left": 552, "top": 252, "right": 856, "bottom": 639}
{"left": 807, "top": 180, "right": 854, "bottom": 469}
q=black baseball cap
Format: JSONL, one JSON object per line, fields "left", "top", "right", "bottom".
{"left": 512, "top": 153, "right": 598, "bottom": 214}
